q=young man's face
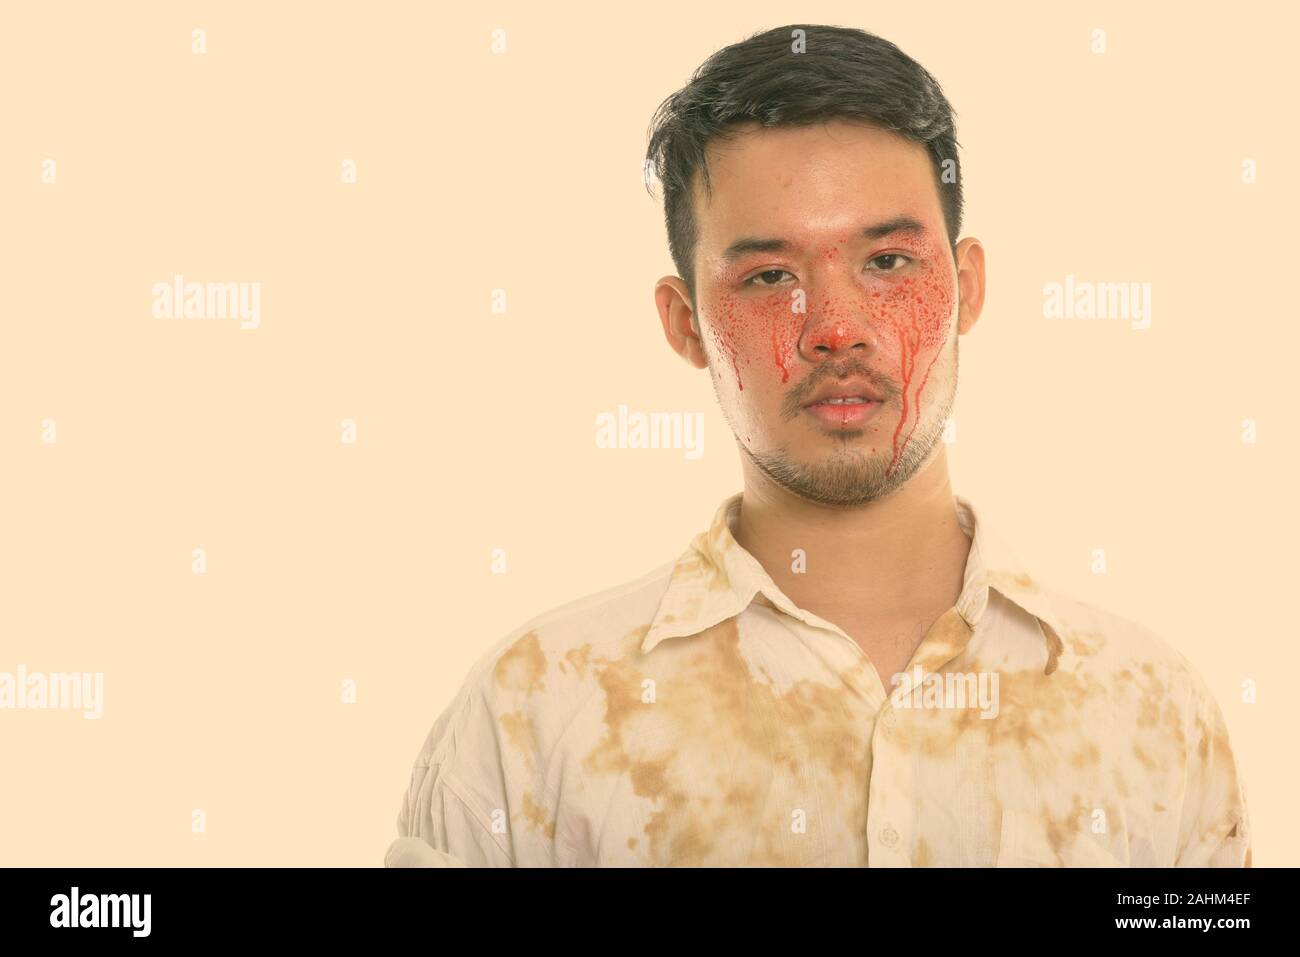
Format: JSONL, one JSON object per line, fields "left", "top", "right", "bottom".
{"left": 663, "top": 119, "right": 981, "bottom": 507}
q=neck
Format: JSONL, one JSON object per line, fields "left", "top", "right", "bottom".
{"left": 732, "top": 444, "right": 972, "bottom": 625}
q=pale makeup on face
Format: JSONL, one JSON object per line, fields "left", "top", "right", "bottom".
{"left": 700, "top": 220, "right": 958, "bottom": 480}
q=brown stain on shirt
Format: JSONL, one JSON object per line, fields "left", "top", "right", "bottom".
{"left": 1043, "top": 624, "right": 1064, "bottom": 676}
{"left": 1042, "top": 792, "right": 1095, "bottom": 862}
{"left": 494, "top": 630, "right": 547, "bottom": 695}
{"left": 990, "top": 572, "right": 1038, "bottom": 592}
{"left": 493, "top": 631, "right": 566, "bottom": 846}
{"left": 518, "top": 790, "right": 556, "bottom": 841}
{"left": 499, "top": 710, "right": 538, "bottom": 773}
{"left": 564, "top": 643, "right": 594, "bottom": 678}
{"left": 581, "top": 617, "right": 872, "bottom": 866}
{"left": 913, "top": 836, "right": 933, "bottom": 867}
{"left": 899, "top": 625, "right": 1186, "bottom": 858}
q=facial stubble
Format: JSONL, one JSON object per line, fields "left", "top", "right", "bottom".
{"left": 720, "top": 338, "right": 959, "bottom": 508}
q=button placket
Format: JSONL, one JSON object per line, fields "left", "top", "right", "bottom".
{"left": 866, "top": 707, "right": 916, "bottom": 867}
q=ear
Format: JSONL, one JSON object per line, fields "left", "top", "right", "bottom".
{"left": 655, "top": 276, "right": 708, "bottom": 369}
{"left": 953, "top": 237, "right": 985, "bottom": 335}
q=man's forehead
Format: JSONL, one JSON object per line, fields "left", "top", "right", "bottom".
{"left": 692, "top": 123, "right": 940, "bottom": 244}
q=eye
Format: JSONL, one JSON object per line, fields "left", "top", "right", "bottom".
{"left": 743, "top": 254, "right": 913, "bottom": 288}
{"left": 866, "top": 253, "right": 913, "bottom": 272}
{"left": 743, "top": 269, "right": 794, "bottom": 288}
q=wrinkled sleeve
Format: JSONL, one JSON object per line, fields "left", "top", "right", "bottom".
{"left": 388, "top": 682, "right": 516, "bottom": 868}
{"left": 1174, "top": 676, "right": 1251, "bottom": 867}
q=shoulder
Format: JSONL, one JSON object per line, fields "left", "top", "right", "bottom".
{"left": 412, "top": 557, "right": 679, "bottom": 766}
{"left": 1034, "top": 583, "right": 1220, "bottom": 712}
{"left": 998, "top": 583, "right": 1250, "bottom": 866}
{"left": 477, "top": 556, "right": 678, "bottom": 689}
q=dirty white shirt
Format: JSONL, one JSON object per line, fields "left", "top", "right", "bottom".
{"left": 392, "top": 491, "right": 1251, "bottom": 867}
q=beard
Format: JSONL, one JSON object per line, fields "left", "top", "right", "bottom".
{"left": 729, "top": 341, "right": 958, "bottom": 508}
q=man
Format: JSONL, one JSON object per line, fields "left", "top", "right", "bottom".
{"left": 388, "top": 24, "right": 1250, "bottom": 867}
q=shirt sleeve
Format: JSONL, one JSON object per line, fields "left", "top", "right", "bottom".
{"left": 1174, "top": 675, "right": 1251, "bottom": 867}
{"left": 392, "top": 682, "right": 517, "bottom": 868}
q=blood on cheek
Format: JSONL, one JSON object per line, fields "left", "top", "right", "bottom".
{"left": 878, "top": 271, "right": 954, "bottom": 476}
{"left": 707, "top": 292, "right": 805, "bottom": 391}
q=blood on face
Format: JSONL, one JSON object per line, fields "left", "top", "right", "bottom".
{"left": 703, "top": 233, "right": 956, "bottom": 477}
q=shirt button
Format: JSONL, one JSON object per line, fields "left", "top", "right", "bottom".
{"left": 880, "top": 826, "right": 899, "bottom": 847}
{"left": 881, "top": 710, "right": 897, "bottom": 731}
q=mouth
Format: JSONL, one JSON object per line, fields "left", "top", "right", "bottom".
{"left": 803, "top": 395, "right": 884, "bottom": 428}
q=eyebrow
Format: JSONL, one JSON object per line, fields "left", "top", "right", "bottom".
{"left": 720, "top": 216, "right": 930, "bottom": 264}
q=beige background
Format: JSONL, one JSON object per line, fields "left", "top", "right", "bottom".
{"left": 0, "top": 1, "right": 1293, "bottom": 866}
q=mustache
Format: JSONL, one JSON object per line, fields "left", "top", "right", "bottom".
{"left": 782, "top": 364, "right": 897, "bottom": 419}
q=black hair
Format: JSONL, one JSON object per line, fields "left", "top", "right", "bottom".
{"left": 645, "top": 24, "right": 963, "bottom": 308}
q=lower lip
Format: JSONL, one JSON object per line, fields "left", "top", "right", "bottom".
{"left": 804, "top": 399, "right": 884, "bottom": 428}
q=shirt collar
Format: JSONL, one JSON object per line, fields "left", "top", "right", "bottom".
{"left": 642, "top": 490, "right": 1066, "bottom": 656}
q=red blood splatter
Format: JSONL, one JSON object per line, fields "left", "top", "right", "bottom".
{"left": 886, "top": 288, "right": 946, "bottom": 477}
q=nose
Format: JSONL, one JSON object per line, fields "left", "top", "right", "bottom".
{"left": 798, "top": 305, "right": 880, "bottom": 362}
